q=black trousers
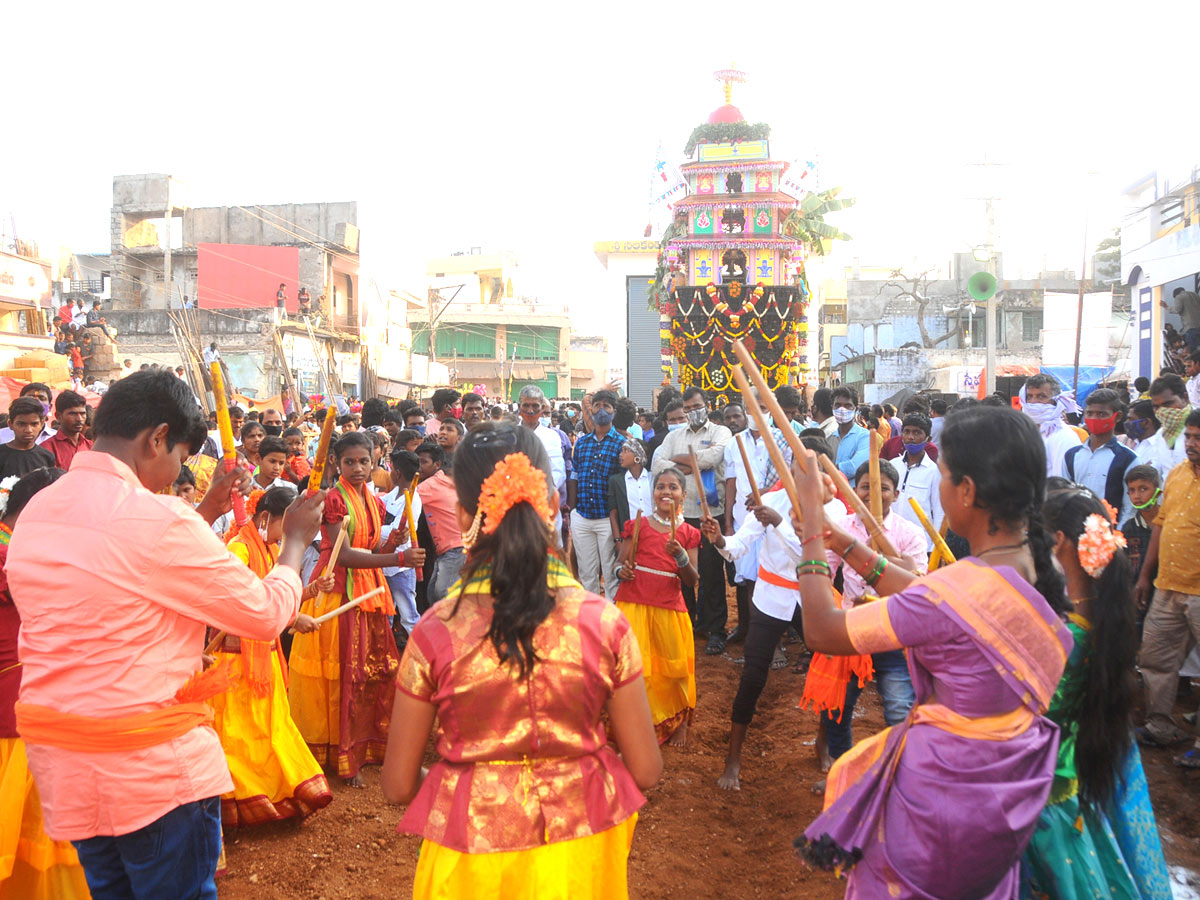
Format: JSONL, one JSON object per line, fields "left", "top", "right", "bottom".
{"left": 730, "top": 603, "right": 795, "bottom": 725}
{"left": 682, "top": 516, "right": 728, "bottom": 636}
{"left": 733, "top": 580, "right": 754, "bottom": 633}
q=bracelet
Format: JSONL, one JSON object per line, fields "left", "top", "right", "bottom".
{"left": 841, "top": 538, "right": 859, "bottom": 560}
{"left": 800, "top": 533, "right": 824, "bottom": 547}
{"left": 796, "top": 559, "right": 831, "bottom": 577}
{"left": 674, "top": 549, "right": 691, "bottom": 568}
{"left": 864, "top": 555, "right": 888, "bottom": 587}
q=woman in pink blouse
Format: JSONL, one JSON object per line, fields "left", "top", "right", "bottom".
{"left": 382, "top": 423, "right": 661, "bottom": 900}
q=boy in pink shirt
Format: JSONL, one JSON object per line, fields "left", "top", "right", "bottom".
{"left": 7, "top": 370, "right": 325, "bottom": 899}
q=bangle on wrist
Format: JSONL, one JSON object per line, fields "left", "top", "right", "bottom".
{"left": 801, "top": 532, "right": 824, "bottom": 547}
{"left": 841, "top": 538, "right": 859, "bottom": 559}
{"left": 674, "top": 549, "right": 691, "bottom": 568}
{"left": 796, "top": 559, "right": 831, "bottom": 577}
{"left": 864, "top": 554, "right": 888, "bottom": 587}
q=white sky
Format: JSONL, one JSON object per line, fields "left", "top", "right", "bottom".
{"left": 7, "top": 1, "right": 1200, "bottom": 360}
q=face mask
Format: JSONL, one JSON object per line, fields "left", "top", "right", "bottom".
{"left": 451, "top": 408, "right": 462, "bottom": 419}
{"left": 903, "top": 442, "right": 926, "bottom": 456}
{"left": 1132, "top": 488, "right": 1162, "bottom": 510}
{"left": 667, "top": 421, "right": 687, "bottom": 432}
{"left": 1021, "top": 402, "right": 1061, "bottom": 425}
{"left": 1156, "top": 405, "right": 1188, "bottom": 432}
{"left": 833, "top": 407, "right": 855, "bottom": 424}
{"left": 258, "top": 524, "right": 271, "bottom": 543}
{"left": 566, "top": 409, "right": 576, "bottom": 418}
{"left": 40, "top": 401, "right": 51, "bottom": 417}
{"left": 686, "top": 408, "right": 708, "bottom": 427}
{"left": 412, "top": 424, "right": 425, "bottom": 436}
{"left": 1083, "top": 412, "right": 1118, "bottom": 435}
{"left": 592, "top": 409, "right": 614, "bottom": 427}
{"left": 538, "top": 416, "right": 550, "bottom": 428}
{"left": 264, "top": 424, "right": 283, "bottom": 437}
{"left": 1124, "top": 419, "right": 1147, "bottom": 441}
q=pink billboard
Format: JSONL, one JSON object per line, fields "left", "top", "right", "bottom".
{"left": 197, "top": 243, "right": 300, "bottom": 310}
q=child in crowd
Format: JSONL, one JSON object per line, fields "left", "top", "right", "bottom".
{"left": 608, "top": 439, "right": 652, "bottom": 546}
{"left": 282, "top": 427, "right": 312, "bottom": 484}
{"left": 614, "top": 468, "right": 700, "bottom": 746}
{"left": 380, "top": 450, "right": 422, "bottom": 651}
{"left": 0, "top": 398, "right": 55, "bottom": 481}
{"left": 1119, "top": 464, "right": 1161, "bottom": 639}
{"left": 173, "top": 465, "right": 197, "bottom": 505}
{"left": 252, "top": 436, "right": 291, "bottom": 492}
{"left": 210, "top": 485, "right": 333, "bottom": 827}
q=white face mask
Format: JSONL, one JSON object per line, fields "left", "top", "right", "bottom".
{"left": 1021, "top": 402, "right": 1061, "bottom": 425}
{"left": 258, "top": 525, "right": 271, "bottom": 543}
{"left": 667, "top": 421, "right": 687, "bottom": 432}
{"left": 538, "top": 416, "right": 550, "bottom": 428}
{"left": 833, "top": 407, "right": 856, "bottom": 424}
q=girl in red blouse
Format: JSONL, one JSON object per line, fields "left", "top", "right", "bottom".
{"left": 614, "top": 468, "right": 700, "bottom": 746}
{"left": 382, "top": 423, "right": 661, "bottom": 900}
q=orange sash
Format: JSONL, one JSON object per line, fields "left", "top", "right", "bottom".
{"left": 16, "top": 661, "right": 233, "bottom": 752}
{"left": 226, "top": 525, "right": 278, "bottom": 696}
{"left": 757, "top": 566, "right": 799, "bottom": 590}
{"left": 336, "top": 479, "right": 393, "bottom": 615}
{"left": 798, "top": 588, "right": 874, "bottom": 721}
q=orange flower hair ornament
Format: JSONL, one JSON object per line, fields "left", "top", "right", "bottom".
{"left": 464, "top": 452, "right": 554, "bottom": 546}
{"left": 1077, "top": 511, "right": 1126, "bottom": 579}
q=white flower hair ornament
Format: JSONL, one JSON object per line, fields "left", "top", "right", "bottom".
{"left": 0, "top": 475, "right": 21, "bottom": 517}
{"left": 1077, "top": 511, "right": 1127, "bottom": 579}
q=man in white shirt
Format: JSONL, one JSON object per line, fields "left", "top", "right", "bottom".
{"left": 517, "top": 384, "right": 565, "bottom": 530}
{"left": 652, "top": 386, "right": 732, "bottom": 654}
{"left": 892, "top": 413, "right": 943, "bottom": 550}
{"left": 1020, "top": 374, "right": 1082, "bottom": 477}
{"left": 202, "top": 342, "right": 220, "bottom": 367}
{"left": 71, "top": 298, "right": 89, "bottom": 329}
{"left": 1128, "top": 399, "right": 1175, "bottom": 479}
{"left": 1185, "top": 352, "right": 1200, "bottom": 408}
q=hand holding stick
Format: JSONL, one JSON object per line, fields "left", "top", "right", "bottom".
{"left": 730, "top": 341, "right": 808, "bottom": 476}
{"left": 291, "top": 585, "right": 387, "bottom": 631}
{"left": 687, "top": 446, "right": 711, "bottom": 520}
{"left": 729, "top": 363, "right": 803, "bottom": 525}
{"left": 735, "top": 432, "right": 762, "bottom": 507}
{"left": 209, "top": 362, "right": 247, "bottom": 527}
{"left": 307, "top": 411, "right": 337, "bottom": 496}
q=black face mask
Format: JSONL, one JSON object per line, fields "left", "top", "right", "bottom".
{"left": 263, "top": 424, "right": 283, "bottom": 437}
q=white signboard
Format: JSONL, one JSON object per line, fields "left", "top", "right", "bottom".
{"left": 1042, "top": 291, "right": 1112, "bottom": 367}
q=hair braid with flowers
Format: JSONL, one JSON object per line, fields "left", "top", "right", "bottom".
{"left": 1043, "top": 487, "right": 1135, "bottom": 809}
{"left": 450, "top": 423, "right": 561, "bottom": 677}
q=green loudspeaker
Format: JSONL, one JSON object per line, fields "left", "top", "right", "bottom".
{"left": 967, "top": 271, "right": 997, "bottom": 301}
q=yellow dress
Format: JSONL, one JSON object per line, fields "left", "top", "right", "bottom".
{"left": 0, "top": 737, "right": 92, "bottom": 900}
{"left": 208, "top": 535, "right": 332, "bottom": 827}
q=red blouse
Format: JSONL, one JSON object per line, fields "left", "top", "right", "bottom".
{"left": 614, "top": 519, "right": 701, "bottom": 613}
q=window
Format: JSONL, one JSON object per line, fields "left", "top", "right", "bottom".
{"left": 412, "top": 327, "right": 496, "bottom": 358}
{"left": 1160, "top": 199, "right": 1185, "bottom": 231}
{"left": 509, "top": 325, "right": 559, "bottom": 360}
{"left": 1021, "top": 311, "right": 1042, "bottom": 343}
{"left": 821, "top": 305, "right": 847, "bottom": 324}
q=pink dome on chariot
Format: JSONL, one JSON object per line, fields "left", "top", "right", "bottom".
{"left": 707, "top": 104, "right": 745, "bottom": 124}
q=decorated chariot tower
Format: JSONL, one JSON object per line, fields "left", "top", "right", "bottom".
{"left": 649, "top": 68, "right": 851, "bottom": 404}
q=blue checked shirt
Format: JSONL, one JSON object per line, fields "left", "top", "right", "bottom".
{"left": 570, "top": 429, "right": 625, "bottom": 519}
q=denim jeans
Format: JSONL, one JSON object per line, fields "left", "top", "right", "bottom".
{"left": 387, "top": 568, "right": 419, "bottom": 634}
{"left": 73, "top": 796, "right": 221, "bottom": 900}
{"left": 430, "top": 547, "right": 466, "bottom": 605}
{"left": 822, "top": 649, "right": 915, "bottom": 759}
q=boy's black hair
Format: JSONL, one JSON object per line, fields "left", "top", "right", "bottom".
{"left": 416, "top": 440, "right": 445, "bottom": 465}
{"left": 1124, "top": 464, "right": 1161, "bottom": 487}
{"left": 92, "top": 370, "right": 207, "bottom": 454}
{"left": 853, "top": 458, "right": 900, "bottom": 489}
{"left": 258, "top": 435, "right": 288, "bottom": 459}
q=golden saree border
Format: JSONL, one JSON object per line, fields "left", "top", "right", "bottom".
{"left": 823, "top": 723, "right": 901, "bottom": 812}
{"left": 336, "top": 479, "right": 393, "bottom": 615}
{"left": 227, "top": 527, "right": 278, "bottom": 697}
{"left": 917, "top": 560, "right": 1067, "bottom": 712}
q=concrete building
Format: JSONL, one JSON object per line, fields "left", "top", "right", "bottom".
{"left": 592, "top": 240, "right": 660, "bottom": 406}
{"left": 420, "top": 250, "right": 571, "bottom": 401}
{"left": 569, "top": 335, "right": 609, "bottom": 400}
{"left": 1121, "top": 164, "right": 1200, "bottom": 380}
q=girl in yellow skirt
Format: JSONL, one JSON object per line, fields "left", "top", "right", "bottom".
{"left": 209, "top": 485, "right": 334, "bottom": 828}
{"left": 381, "top": 423, "right": 662, "bottom": 900}
{"left": 0, "top": 467, "right": 91, "bottom": 900}
{"left": 614, "top": 468, "right": 700, "bottom": 747}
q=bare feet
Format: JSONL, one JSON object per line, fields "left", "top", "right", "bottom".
{"left": 667, "top": 722, "right": 688, "bottom": 748}
{"left": 815, "top": 724, "right": 833, "bottom": 774}
{"left": 717, "top": 757, "right": 741, "bottom": 791}
{"left": 344, "top": 774, "right": 364, "bottom": 788}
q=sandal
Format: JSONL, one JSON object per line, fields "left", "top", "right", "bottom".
{"left": 771, "top": 647, "right": 788, "bottom": 670}
{"left": 1174, "top": 747, "right": 1200, "bottom": 769}
{"left": 1137, "top": 725, "right": 1189, "bottom": 747}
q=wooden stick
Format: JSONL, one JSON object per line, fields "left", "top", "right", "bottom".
{"left": 295, "top": 585, "right": 387, "bottom": 630}
{"left": 669, "top": 500, "right": 677, "bottom": 542}
{"left": 730, "top": 364, "right": 803, "bottom": 522}
{"left": 209, "top": 361, "right": 247, "bottom": 527}
{"left": 306, "top": 410, "right": 337, "bottom": 495}
{"left": 731, "top": 340, "right": 808, "bottom": 475}
{"left": 817, "top": 455, "right": 900, "bottom": 558}
{"left": 735, "top": 432, "right": 762, "bottom": 506}
{"left": 687, "top": 446, "right": 711, "bottom": 520}
{"left": 629, "top": 510, "right": 643, "bottom": 559}
{"left": 868, "top": 428, "right": 884, "bottom": 525}
{"left": 908, "top": 497, "right": 956, "bottom": 567}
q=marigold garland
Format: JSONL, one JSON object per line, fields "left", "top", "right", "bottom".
{"left": 476, "top": 452, "right": 554, "bottom": 535}
{"left": 1077, "top": 512, "right": 1126, "bottom": 579}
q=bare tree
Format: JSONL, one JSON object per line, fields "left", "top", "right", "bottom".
{"left": 876, "top": 269, "right": 963, "bottom": 348}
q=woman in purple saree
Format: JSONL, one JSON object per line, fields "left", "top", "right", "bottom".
{"left": 789, "top": 406, "right": 1074, "bottom": 899}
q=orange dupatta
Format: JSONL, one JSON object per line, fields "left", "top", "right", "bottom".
{"left": 227, "top": 523, "right": 278, "bottom": 696}
{"left": 335, "top": 478, "right": 394, "bottom": 616}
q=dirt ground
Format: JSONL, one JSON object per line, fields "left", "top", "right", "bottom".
{"left": 219, "top": 601, "right": 1200, "bottom": 900}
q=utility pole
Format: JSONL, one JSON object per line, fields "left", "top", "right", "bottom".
{"left": 984, "top": 197, "right": 997, "bottom": 395}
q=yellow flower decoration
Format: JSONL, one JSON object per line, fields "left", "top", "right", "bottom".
{"left": 477, "top": 452, "right": 554, "bottom": 535}
{"left": 1077, "top": 512, "right": 1126, "bottom": 579}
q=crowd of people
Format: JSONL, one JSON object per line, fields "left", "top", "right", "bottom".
{"left": 0, "top": 365, "right": 1194, "bottom": 899}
